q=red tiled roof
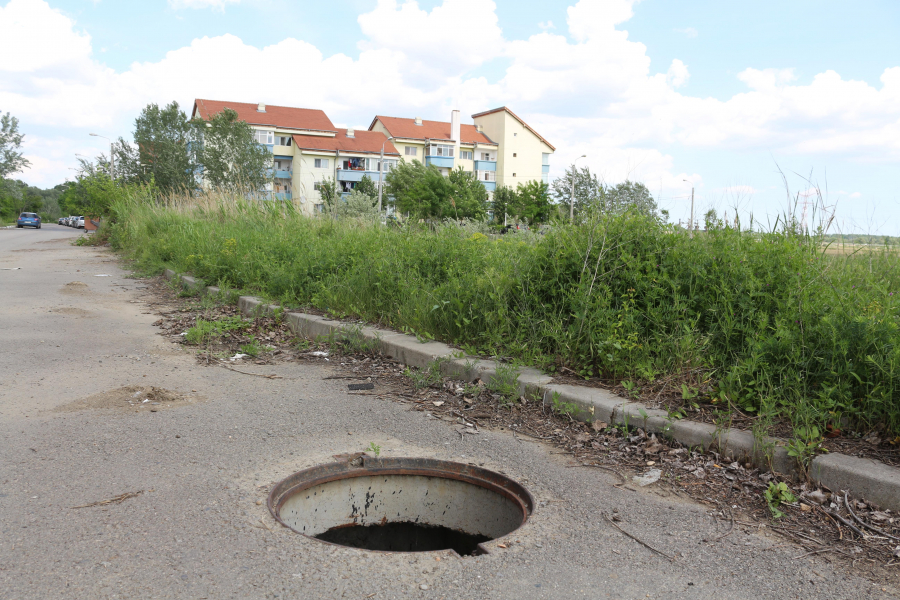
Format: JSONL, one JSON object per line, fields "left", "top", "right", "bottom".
{"left": 471, "top": 107, "right": 555, "bottom": 151}
{"left": 368, "top": 116, "right": 496, "bottom": 145}
{"left": 292, "top": 129, "right": 399, "bottom": 155}
{"left": 192, "top": 99, "right": 335, "bottom": 132}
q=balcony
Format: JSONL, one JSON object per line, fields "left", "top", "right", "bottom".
{"left": 480, "top": 181, "right": 496, "bottom": 192}
{"left": 274, "top": 170, "right": 293, "bottom": 179}
{"left": 474, "top": 160, "right": 496, "bottom": 172}
{"left": 272, "top": 192, "right": 292, "bottom": 200}
{"left": 336, "top": 169, "right": 384, "bottom": 182}
{"left": 425, "top": 156, "right": 454, "bottom": 169}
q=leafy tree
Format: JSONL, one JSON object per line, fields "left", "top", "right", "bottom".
{"left": 191, "top": 108, "right": 271, "bottom": 193}
{"left": 491, "top": 185, "right": 517, "bottom": 225}
{"left": 355, "top": 174, "right": 378, "bottom": 200}
{"left": 0, "top": 111, "right": 30, "bottom": 180}
{"left": 329, "top": 188, "right": 378, "bottom": 219}
{"left": 317, "top": 177, "right": 340, "bottom": 211}
{"left": 607, "top": 180, "right": 657, "bottom": 216}
{"left": 130, "top": 102, "right": 196, "bottom": 192}
{"left": 550, "top": 165, "right": 603, "bottom": 217}
{"left": 385, "top": 160, "right": 452, "bottom": 220}
{"left": 514, "top": 180, "right": 552, "bottom": 225}
{"left": 447, "top": 167, "right": 488, "bottom": 220}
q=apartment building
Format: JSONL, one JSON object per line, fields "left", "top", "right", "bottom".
{"left": 370, "top": 107, "right": 555, "bottom": 192}
{"left": 191, "top": 99, "right": 553, "bottom": 211}
{"left": 191, "top": 99, "right": 399, "bottom": 214}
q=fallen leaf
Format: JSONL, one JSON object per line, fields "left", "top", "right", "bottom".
{"left": 497, "top": 543, "right": 508, "bottom": 549}
{"left": 591, "top": 421, "right": 607, "bottom": 432}
{"left": 432, "top": 401, "right": 444, "bottom": 407}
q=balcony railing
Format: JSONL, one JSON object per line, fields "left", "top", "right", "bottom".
{"left": 474, "top": 160, "right": 496, "bottom": 172}
{"left": 425, "top": 156, "right": 454, "bottom": 169}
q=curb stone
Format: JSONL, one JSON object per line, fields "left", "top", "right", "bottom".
{"left": 163, "top": 270, "right": 900, "bottom": 512}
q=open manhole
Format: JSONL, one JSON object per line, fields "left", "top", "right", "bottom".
{"left": 268, "top": 456, "right": 533, "bottom": 556}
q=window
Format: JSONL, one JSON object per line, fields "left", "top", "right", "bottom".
{"left": 254, "top": 130, "right": 274, "bottom": 145}
{"left": 313, "top": 182, "right": 322, "bottom": 191}
{"left": 513, "top": 153, "right": 517, "bottom": 157}
{"left": 405, "top": 146, "right": 417, "bottom": 156}
{"left": 542, "top": 153, "right": 550, "bottom": 166}
{"left": 514, "top": 132, "right": 517, "bottom": 137}
{"left": 478, "top": 171, "right": 496, "bottom": 182}
{"left": 276, "top": 136, "right": 292, "bottom": 146}
{"left": 512, "top": 173, "right": 516, "bottom": 177}
{"left": 460, "top": 150, "right": 473, "bottom": 160}
{"left": 427, "top": 144, "right": 454, "bottom": 157}
{"left": 480, "top": 152, "right": 494, "bottom": 161}
{"left": 314, "top": 158, "right": 329, "bottom": 169}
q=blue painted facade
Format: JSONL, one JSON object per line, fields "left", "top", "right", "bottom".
{"left": 424, "top": 156, "right": 454, "bottom": 169}
{"left": 336, "top": 169, "right": 383, "bottom": 182}
{"left": 474, "top": 160, "right": 496, "bottom": 172}
{"left": 273, "top": 192, "right": 292, "bottom": 200}
{"left": 274, "top": 170, "right": 292, "bottom": 179}
{"left": 481, "top": 181, "right": 496, "bottom": 192}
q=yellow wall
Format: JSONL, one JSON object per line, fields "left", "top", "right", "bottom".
{"left": 474, "top": 110, "right": 553, "bottom": 189}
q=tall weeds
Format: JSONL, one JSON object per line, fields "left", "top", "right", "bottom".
{"left": 108, "top": 189, "right": 900, "bottom": 435}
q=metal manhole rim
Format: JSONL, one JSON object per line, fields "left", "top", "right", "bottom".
{"left": 267, "top": 456, "right": 535, "bottom": 555}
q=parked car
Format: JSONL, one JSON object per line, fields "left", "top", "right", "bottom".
{"left": 58, "top": 217, "right": 65, "bottom": 225}
{"left": 16, "top": 212, "right": 41, "bottom": 229}
{"left": 76, "top": 216, "right": 85, "bottom": 229}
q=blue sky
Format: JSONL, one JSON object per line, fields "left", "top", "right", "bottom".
{"left": 2, "top": 0, "right": 899, "bottom": 233}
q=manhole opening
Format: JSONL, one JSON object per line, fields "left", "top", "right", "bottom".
{"left": 269, "top": 457, "right": 533, "bottom": 556}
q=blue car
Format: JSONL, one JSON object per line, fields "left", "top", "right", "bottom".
{"left": 16, "top": 212, "right": 41, "bottom": 229}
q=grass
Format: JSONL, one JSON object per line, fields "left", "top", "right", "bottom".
{"left": 106, "top": 188, "right": 900, "bottom": 438}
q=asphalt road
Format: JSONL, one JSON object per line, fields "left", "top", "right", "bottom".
{"left": 0, "top": 225, "right": 894, "bottom": 599}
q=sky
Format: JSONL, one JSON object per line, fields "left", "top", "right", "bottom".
{"left": 1, "top": 0, "right": 899, "bottom": 234}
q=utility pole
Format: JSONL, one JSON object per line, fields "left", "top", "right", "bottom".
{"left": 378, "top": 136, "right": 394, "bottom": 215}
{"left": 684, "top": 179, "right": 694, "bottom": 238}
{"left": 570, "top": 154, "right": 586, "bottom": 222}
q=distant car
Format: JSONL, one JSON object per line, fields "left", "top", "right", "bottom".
{"left": 76, "top": 216, "right": 85, "bottom": 229}
{"left": 16, "top": 212, "right": 41, "bottom": 229}
{"left": 58, "top": 217, "right": 65, "bottom": 225}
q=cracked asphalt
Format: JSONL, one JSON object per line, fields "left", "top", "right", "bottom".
{"left": 0, "top": 225, "right": 896, "bottom": 599}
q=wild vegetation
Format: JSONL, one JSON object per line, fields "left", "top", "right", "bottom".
{"left": 104, "top": 186, "right": 900, "bottom": 439}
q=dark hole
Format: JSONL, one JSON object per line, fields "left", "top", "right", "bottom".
{"left": 316, "top": 522, "right": 490, "bottom": 556}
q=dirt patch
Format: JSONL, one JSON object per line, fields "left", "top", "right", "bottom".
{"left": 12, "top": 248, "right": 60, "bottom": 252}
{"left": 55, "top": 385, "right": 201, "bottom": 413}
{"left": 60, "top": 281, "right": 90, "bottom": 295}
{"left": 50, "top": 307, "right": 95, "bottom": 317}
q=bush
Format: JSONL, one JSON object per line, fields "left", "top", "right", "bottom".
{"left": 110, "top": 194, "right": 900, "bottom": 435}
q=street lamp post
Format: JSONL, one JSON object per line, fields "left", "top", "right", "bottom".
{"left": 683, "top": 179, "right": 694, "bottom": 238}
{"left": 570, "top": 154, "right": 586, "bottom": 222}
{"left": 378, "top": 136, "right": 394, "bottom": 215}
{"left": 89, "top": 133, "right": 114, "bottom": 180}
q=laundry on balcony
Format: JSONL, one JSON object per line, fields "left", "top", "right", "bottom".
{"left": 341, "top": 158, "right": 366, "bottom": 171}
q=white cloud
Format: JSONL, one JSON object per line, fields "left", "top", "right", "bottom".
{"left": 850, "top": 192, "right": 862, "bottom": 198}
{"left": 538, "top": 21, "right": 555, "bottom": 30}
{"left": 168, "top": 0, "right": 239, "bottom": 9}
{"left": 3, "top": 0, "right": 900, "bottom": 195}
{"left": 674, "top": 27, "right": 698, "bottom": 38}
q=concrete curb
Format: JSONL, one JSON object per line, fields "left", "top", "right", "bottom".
{"left": 163, "top": 269, "right": 900, "bottom": 512}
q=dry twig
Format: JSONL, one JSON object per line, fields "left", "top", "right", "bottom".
{"left": 71, "top": 491, "right": 143, "bottom": 509}
{"left": 602, "top": 512, "right": 675, "bottom": 562}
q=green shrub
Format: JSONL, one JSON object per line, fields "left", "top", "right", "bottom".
{"left": 110, "top": 193, "right": 900, "bottom": 436}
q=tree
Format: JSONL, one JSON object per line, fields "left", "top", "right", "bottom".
{"left": 317, "top": 177, "right": 340, "bottom": 211}
{"left": 355, "top": 174, "right": 378, "bottom": 200}
{"left": 385, "top": 160, "right": 452, "bottom": 220}
{"left": 447, "top": 167, "right": 488, "bottom": 220}
{"left": 191, "top": 108, "right": 271, "bottom": 193}
{"left": 132, "top": 102, "right": 196, "bottom": 192}
{"left": 514, "top": 180, "right": 552, "bottom": 225}
{"left": 607, "top": 180, "right": 657, "bottom": 216}
{"left": 491, "top": 185, "right": 517, "bottom": 225}
{"left": 550, "top": 164, "right": 603, "bottom": 217}
{"left": 329, "top": 188, "right": 378, "bottom": 219}
{"left": 0, "top": 111, "right": 30, "bottom": 180}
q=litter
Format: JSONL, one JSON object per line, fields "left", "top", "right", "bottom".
{"left": 94, "top": 274, "right": 111, "bottom": 277}
{"left": 632, "top": 469, "right": 662, "bottom": 487}
{"left": 310, "top": 351, "right": 329, "bottom": 357}
{"left": 348, "top": 382, "right": 375, "bottom": 391}
{"left": 229, "top": 353, "right": 248, "bottom": 361}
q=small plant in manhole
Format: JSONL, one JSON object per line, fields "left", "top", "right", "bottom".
{"left": 269, "top": 457, "right": 533, "bottom": 557}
